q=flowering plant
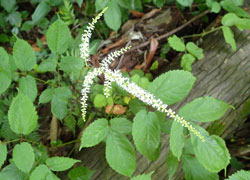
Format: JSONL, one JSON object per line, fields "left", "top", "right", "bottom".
{"left": 79, "top": 9, "right": 232, "bottom": 177}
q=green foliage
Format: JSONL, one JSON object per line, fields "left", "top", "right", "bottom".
{"left": 13, "top": 38, "right": 36, "bottom": 71}
{"left": 131, "top": 171, "right": 154, "bottom": 180}
{"left": 46, "top": 157, "right": 80, "bottom": 171}
{"left": 31, "top": 1, "right": 51, "bottom": 25}
{"left": 179, "top": 97, "right": 232, "bottom": 122}
{"left": 148, "top": 70, "right": 196, "bottom": 105}
{"left": 8, "top": 92, "right": 38, "bottom": 135}
{"left": 93, "top": 94, "right": 107, "bottom": 108}
{"left": 12, "top": 142, "right": 35, "bottom": 173}
{"left": 18, "top": 75, "right": 38, "bottom": 102}
{"left": 29, "top": 164, "right": 52, "bottom": 180}
{"left": 226, "top": 170, "right": 250, "bottom": 180}
{"left": 110, "top": 117, "right": 132, "bottom": 134}
{"left": 132, "top": 110, "right": 161, "bottom": 161}
{"left": 105, "top": 130, "right": 136, "bottom": 177}
{"left": 186, "top": 42, "right": 204, "bottom": 60}
{"left": 168, "top": 35, "right": 186, "bottom": 52}
{"left": 0, "top": 48, "right": 11, "bottom": 95}
{"left": 80, "top": 118, "right": 109, "bottom": 148}
{"left": 104, "top": 0, "right": 121, "bottom": 31}
{"left": 68, "top": 166, "right": 94, "bottom": 180}
{"left": 176, "top": 0, "right": 193, "bottom": 7}
{"left": 0, "top": 143, "right": 7, "bottom": 168}
{"left": 166, "top": 151, "right": 179, "bottom": 180}
{"left": 181, "top": 53, "right": 196, "bottom": 72}
{"left": 170, "top": 120, "right": 185, "bottom": 160}
{"left": 222, "top": 26, "right": 237, "bottom": 51}
{"left": 46, "top": 19, "right": 72, "bottom": 54}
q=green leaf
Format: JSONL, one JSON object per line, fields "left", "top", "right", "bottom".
{"left": 6, "top": 11, "right": 22, "bottom": 27}
{"left": 46, "top": 19, "right": 72, "bottom": 54}
{"left": 93, "top": 94, "right": 107, "bottom": 108}
{"left": 132, "top": 110, "right": 161, "bottom": 161}
{"left": 177, "top": 0, "right": 193, "bottom": 7}
{"left": 8, "top": 92, "right": 38, "bottom": 135}
{"left": 166, "top": 150, "right": 179, "bottom": 180}
{"left": 179, "top": 96, "right": 231, "bottom": 122}
{"left": 168, "top": 35, "right": 185, "bottom": 52}
{"left": 148, "top": 70, "right": 196, "bottom": 105}
{"left": 221, "top": 0, "right": 250, "bottom": 18}
{"left": 90, "top": 39, "right": 102, "bottom": 55}
{"left": 31, "top": 1, "right": 51, "bottom": 24}
{"left": 110, "top": 117, "right": 132, "bottom": 134}
{"left": 59, "top": 56, "right": 83, "bottom": 74}
{"left": 29, "top": 164, "right": 51, "bottom": 180}
{"left": 170, "top": 120, "right": 185, "bottom": 160}
{"left": 0, "top": 142, "right": 7, "bottom": 168}
{"left": 46, "top": 157, "right": 80, "bottom": 171}
{"left": 19, "top": 75, "right": 38, "bottom": 102}
{"left": 95, "top": 0, "right": 109, "bottom": 11}
{"left": 131, "top": 172, "right": 154, "bottom": 180}
{"left": 80, "top": 118, "right": 109, "bottom": 148}
{"left": 68, "top": 166, "right": 94, "bottom": 180}
{"left": 105, "top": 130, "right": 136, "bottom": 177}
{"left": 51, "top": 87, "right": 72, "bottom": 120}
{"left": 0, "top": 47, "right": 11, "bottom": 95}
{"left": 222, "top": 26, "right": 236, "bottom": 51}
{"left": 37, "top": 56, "right": 57, "bottom": 73}
{"left": 64, "top": 115, "right": 76, "bottom": 133}
{"left": 13, "top": 38, "right": 36, "bottom": 71}
{"left": 211, "top": 2, "right": 221, "bottom": 13}
{"left": 191, "top": 133, "right": 231, "bottom": 173}
{"left": 153, "top": 0, "right": 166, "bottom": 7}
{"left": 0, "top": 0, "right": 16, "bottom": 12}
{"left": 13, "top": 142, "right": 35, "bottom": 173}
{"left": 236, "top": 18, "right": 250, "bottom": 30}
{"left": 104, "top": 0, "right": 121, "bottom": 31}
{"left": 221, "top": 13, "right": 240, "bottom": 26}
{"left": 0, "top": 164, "right": 27, "bottom": 180}
{"left": 181, "top": 53, "right": 196, "bottom": 72}
{"left": 226, "top": 170, "right": 250, "bottom": 180}
{"left": 186, "top": 42, "right": 204, "bottom": 60}
{"left": 39, "top": 88, "right": 54, "bottom": 104}
{"left": 182, "top": 153, "right": 219, "bottom": 180}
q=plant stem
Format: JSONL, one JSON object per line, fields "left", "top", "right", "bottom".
{"left": 182, "top": 26, "right": 222, "bottom": 39}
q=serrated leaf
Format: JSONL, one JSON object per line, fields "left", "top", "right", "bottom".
{"left": 46, "top": 19, "right": 72, "bottom": 54}
{"left": 13, "top": 142, "right": 35, "bottom": 173}
{"left": 170, "top": 120, "right": 185, "bottom": 160}
{"left": 226, "top": 170, "right": 250, "bottom": 180}
{"left": 51, "top": 87, "right": 72, "bottom": 120}
{"left": 0, "top": 47, "right": 11, "bottom": 95}
{"left": 13, "top": 38, "right": 36, "bottom": 71}
{"left": 67, "top": 166, "right": 94, "bottom": 180}
{"left": 19, "top": 75, "right": 37, "bottom": 102}
{"left": 0, "top": 142, "right": 7, "bottom": 168}
{"left": 59, "top": 56, "right": 83, "bottom": 74}
{"left": 166, "top": 150, "right": 179, "bottom": 180}
{"left": 104, "top": 0, "right": 121, "bottom": 31}
{"left": 222, "top": 26, "right": 236, "bottom": 51}
{"left": 0, "top": 164, "right": 27, "bottom": 180}
{"left": 191, "top": 133, "right": 231, "bottom": 173}
{"left": 221, "top": 0, "right": 250, "bottom": 18}
{"left": 132, "top": 110, "right": 161, "bottom": 161}
{"left": 110, "top": 117, "right": 132, "bottom": 134}
{"left": 80, "top": 118, "right": 109, "bottom": 148}
{"left": 181, "top": 53, "right": 196, "bottom": 72}
{"left": 39, "top": 88, "right": 54, "bottom": 104}
{"left": 186, "top": 42, "right": 204, "bottom": 60}
{"left": 168, "top": 35, "right": 185, "bottom": 52}
{"left": 37, "top": 56, "right": 57, "bottom": 73}
{"left": 131, "top": 171, "right": 154, "bottom": 180}
{"left": 46, "top": 157, "right": 80, "bottom": 171}
{"left": 8, "top": 92, "right": 38, "bottom": 135}
{"left": 105, "top": 130, "right": 136, "bottom": 177}
{"left": 29, "top": 164, "right": 51, "bottom": 180}
{"left": 177, "top": 0, "right": 193, "bottom": 7}
{"left": 182, "top": 153, "right": 219, "bottom": 180}
{"left": 148, "top": 70, "right": 196, "bottom": 105}
{"left": 179, "top": 96, "right": 231, "bottom": 122}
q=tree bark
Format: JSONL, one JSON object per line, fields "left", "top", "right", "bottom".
{"left": 78, "top": 27, "right": 250, "bottom": 180}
